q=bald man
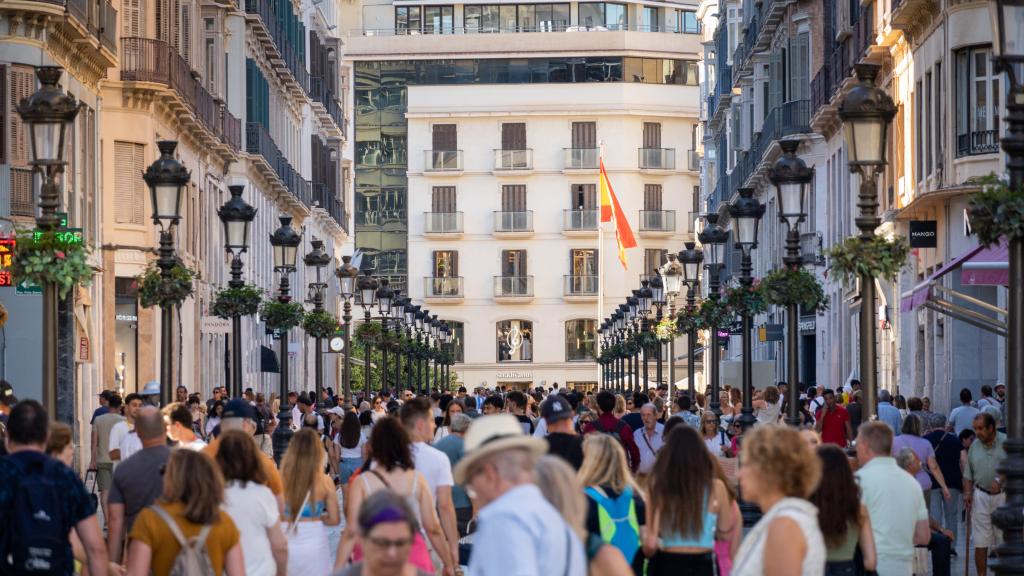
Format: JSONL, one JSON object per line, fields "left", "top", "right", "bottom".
{"left": 106, "top": 406, "right": 172, "bottom": 563}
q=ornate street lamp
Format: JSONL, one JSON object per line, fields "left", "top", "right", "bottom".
{"left": 336, "top": 256, "right": 359, "bottom": 409}
{"left": 269, "top": 216, "right": 301, "bottom": 463}
{"left": 403, "top": 301, "right": 418, "bottom": 393}
{"left": 217, "top": 185, "right": 257, "bottom": 399}
{"left": 729, "top": 188, "right": 765, "bottom": 431}
{"left": 985, "top": 3, "right": 1024, "bottom": 570}
{"left": 388, "top": 290, "right": 404, "bottom": 398}
{"left": 375, "top": 279, "right": 394, "bottom": 397}
{"left": 304, "top": 239, "right": 331, "bottom": 405}
{"left": 838, "top": 63, "right": 896, "bottom": 423}
{"left": 16, "top": 66, "right": 80, "bottom": 419}
{"left": 678, "top": 242, "right": 703, "bottom": 400}
{"left": 357, "top": 270, "right": 378, "bottom": 395}
{"left": 415, "top": 308, "right": 428, "bottom": 394}
{"left": 698, "top": 214, "right": 729, "bottom": 416}
{"left": 770, "top": 139, "right": 814, "bottom": 427}
{"left": 143, "top": 141, "right": 191, "bottom": 407}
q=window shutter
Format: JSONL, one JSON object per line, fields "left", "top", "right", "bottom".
{"left": 571, "top": 121, "right": 596, "bottom": 148}
{"left": 501, "top": 123, "right": 526, "bottom": 150}
{"left": 432, "top": 186, "right": 456, "bottom": 212}
{"left": 644, "top": 184, "right": 662, "bottom": 210}
{"left": 642, "top": 122, "right": 661, "bottom": 148}
{"left": 789, "top": 34, "right": 810, "bottom": 102}
{"left": 7, "top": 65, "right": 34, "bottom": 167}
{"left": 123, "top": 0, "right": 143, "bottom": 37}
{"left": 432, "top": 124, "right": 457, "bottom": 150}
{"left": 768, "top": 52, "right": 783, "bottom": 111}
{"left": 502, "top": 184, "right": 526, "bottom": 211}
{"left": 179, "top": 3, "right": 192, "bottom": 65}
{"left": 114, "top": 141, "right": 145, "bottom": 224}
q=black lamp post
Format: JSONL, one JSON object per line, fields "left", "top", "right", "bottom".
{"left": 659, "top": 255, "right": 683, "bottom": 397}
{"left": 217, "top": 185, "right": 257, "bottom": 399}
{"left": 698, "top": 214, "right": 728, "bottom": 415}
{"left": 838, "top": 63, "right": 896, "bottom": 423}
{"left": 404, "top": 302, "right": 418, "bottom": 393}
{"left": 637, "top": 282, "right": 653, "bottom": 393}
{"left": 357, "top": 270, "right": 378, "bottom": 395}
{"left": 304, "top": 239, "right": 331, "bottom": 405}
{"left": 269, "top": 216, "right": 301, "bottom": 463}
{"left": 415, "top": 309, "right": 428, "bottom": 393}
{"left": 613, "top": 308, "right": 626, "bottom": 392}
{"left": 142, "top": 141, "right": 191, "bottom": 407}
{"left": 769, "top": 139, "right": 814, "bottom": 427}
{"left": 627, "top": 296, "right": 640, "bottom": 392}
{"left": 336, "top": 256, "right": 359, "bottom": 409}
{"left": 649, "top": 274, "right": 666, "bottom": 391}
{"left": 985, "top": 2, "right": 1024, "bottom": 570}
{"left": 375, "top": 279, "right": 393, "bottom": 397}
{"left": 678, "top": 242, "right": 703, "bottom": 400}
{"left": 16, "top": 66, "right": 80, "bottom": 418}
{"left": 729, "top": 188, "right": 765, "bottom": 432}
{"left": 388, "top": 291, "right": 404, "bottom": 397}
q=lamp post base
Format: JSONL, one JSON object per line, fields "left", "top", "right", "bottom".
{"left": 272, "top": 409, "right": 293, "bottom": 466}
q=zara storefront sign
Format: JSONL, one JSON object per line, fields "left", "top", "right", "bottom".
{"left": 909, "top": 220, "right": 937, "bottom": 248}
{"left": 496, "top": 371, "right": 533, "bottom": 380}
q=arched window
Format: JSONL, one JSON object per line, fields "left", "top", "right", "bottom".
{"left": 447, "top": 321, "right": 465, "bottom": 363}
{"left": 565, "top": 319, "right": 596, "bottom": 361}
{"left": 496, "top": 320, "right": 533, "bottom": 362}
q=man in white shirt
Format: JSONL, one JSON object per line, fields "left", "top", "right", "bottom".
{"left": 855, "top": 422, "right": 930, "bottom": 575}
{"left": 400, "top": 397, "right": 458, "bottom": 565}
{"left": 108, "top": 393, "right": 143, "bottom": 464}
{"left": 164, "top": 402, "right": 206, "bottom": 450}
{"left": 633, "top": 403, "right": 663, "bottom": 478}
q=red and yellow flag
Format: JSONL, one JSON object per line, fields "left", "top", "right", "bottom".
{"left": 599, "top": 158, "right": 637, "bottom": 269}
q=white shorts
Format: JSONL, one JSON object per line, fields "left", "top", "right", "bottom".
{"left": 972, "top": 489, "right": 1006, "bottom": 549}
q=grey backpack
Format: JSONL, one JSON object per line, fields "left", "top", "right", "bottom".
{"left": 149, "top": 505, "right": 215, "bottom": 576}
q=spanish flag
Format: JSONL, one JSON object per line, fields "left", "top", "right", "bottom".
{"left": 599, "top": 158, "right": 637, "bottom": 269}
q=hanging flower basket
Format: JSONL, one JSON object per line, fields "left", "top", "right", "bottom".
{"left": 723, "top": 283, "right": 767, "bottom": 317}
{"left": 966, "top": 175, "right": 1024, "bottom": 247}
{"left": 259, "top": 299, "right": 305, "bottom": 332}
{"left": 302, "top": 309, "right": 338, "bottom": 339}
{"left": 0, "top": 302, "right": 7, "bottom": 329}
{"left": 760, "top": 267, "right": 830, "bottom": 311}
{"left": 634, "top": 329, "right": 659, "bottom": 352}
{"left": 355, "top": 321, "right": 383, "bottom": 347}
{"left": 675, "top": 304, "right": 703, "bottom": 334}
{"left": 655, "top": 316, "right": 678, "bottom": 341}
{"left": 825, "top": 235, "right": 910, "bottom": 286}
{"left": 138, "top": 262, "right": 198, "bottom": 309}
{"left": 210, "top": 284, "right": 264, "bottom": 319}
{"left": 10, "top": 229, "right": 93, "bottom": 298}
{"left": 698, "top": 297, "right": 734, "bottom": 330}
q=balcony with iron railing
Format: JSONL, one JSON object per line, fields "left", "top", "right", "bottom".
{"left": 493, "top": 149, "right": 533, "bottom": 171}
{"left": 121, "top": 37, "right": 242, "bottom": 153}
{"left": 246, "top": 122, "right": 312, "bottom": 207}
{"left": 563, "top": 209, "right": 598, "bottom": 234}
{"left": 424, "top": 276, "right": 464, "bottom": 300}
{"left": 424, "top": 150, "right": 463, "bottom": 172}
{"left": 957, "top": 131, "right": 1000, "bottom": 157}
{"left": 311, "top": 182, "right": 346, "bottom": 232}
{"left": 493, "top": 276, "right": 534, "bottom": 299}
{"left": 564, "top": 275, "right": 599, "bottom": 298}
{"left": 493, "top": 211, "right": 534, "bottom": 235}
{"left": 61, "top": 0, "right": 118, "bottom": 60}
{"left": 638, "top": 210, "right": 676, "bottom": 235}
{"left": 639, "top": 148, "right": 676, "bottom": 170}
{"left": 734, "top": 100, "right": 811, "bottom": 188}
{"left": 424, "top": 212, "right": 464, "bottom": 235}
{"left": 564, "top": 148, "right": 599, "bottom": 170}
{"left": 309, "top": 75, "right": 345, "bottom": 135}
{"left": 245, "top": 0, "right": 310, "bottom": 97}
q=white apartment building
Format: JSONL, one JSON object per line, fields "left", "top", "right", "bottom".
{"left": 341, "top": 0, "right": 702, "bottom": 390}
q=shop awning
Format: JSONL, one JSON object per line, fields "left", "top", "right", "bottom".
{"left": 900, "top": 240, "right": 1007, "bottom": 336}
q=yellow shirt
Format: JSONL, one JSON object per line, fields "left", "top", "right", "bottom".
{"left": 202, "top": 436, "right": 283, "bottom": 495}
{"left": 129, "top": 502, "right": 240, "bottom": 576}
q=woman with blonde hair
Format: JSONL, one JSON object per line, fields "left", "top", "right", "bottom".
{"left": 126, "top": 450, "right": 243, "bottom": 576}
{"left": 536, "top": 455, "right": 633, "bottom": 576}
{"left": 281, "top": 427, "right": 341, "bottom": 575}
{"left": 613, "top": 394, "right": 627, "bottom": 419}
{"left": 732, "top": 425, "right": 825, "bottom": 575}
{"left": 578, "top": 434, "right": 647, "bottom": 574}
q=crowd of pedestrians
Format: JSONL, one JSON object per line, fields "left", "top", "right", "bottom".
{"left": 0, "top": 376, "right": 1013, "bottom": 576}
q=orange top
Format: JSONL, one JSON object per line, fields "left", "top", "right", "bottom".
{"left": 129, "top": 502, "right": 239, "bottom": 576}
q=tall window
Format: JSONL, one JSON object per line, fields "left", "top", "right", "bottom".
{"left": 578, "top": 3, "right": 627, "bottom": 30}
{"left": 644, "top": 249, "right": 666, "bottom": 277}
{"left": 497, "top": 320, "right": 533, "bottom": 362}
{"left": 396, "top": 6, "right": 453, "bottom": 34}
{"left": 571, "top": 122, "right": 597, "bottom": 149}
{"left": 640, "top": 6, "right": 658, "bottom": 31}
{"left": 114, "top": 142, "right": 146, "bottom": 224}
{"left": 925, "top": 71, "right": 933, "bottom": 177}
{"left": 501, "top": 249, "right": 527, "bottom": 276}
{"left": 570, "top": 249, "right": 597, "bottom": 276}
{"left": 934, "top": 63, "right": 943, "bottom": 173}
{"left": 501, "top": 185, "right": 527, "bottom": 211}
{"left": 447, "top": 321, "right": 465, "bottom": 363}
{"left": 915, "top": 80, "right": 923, "bottom": 183}
{"left": 431, "top": 186, "right": 457, "bottom": 212}
{"left": 570, "top": 184, "right": 596, "bottom": 209}
{"left": 566, "top": 319, "right": 597, "bottom": 361}
{"left": 501, "top": 123, "right": 527, "bottom": 150}
{"left": 956, "top": 46, "right": 1000, "bottom": 156}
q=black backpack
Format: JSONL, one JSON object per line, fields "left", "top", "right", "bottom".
{"left": 253, "top": 405, "right": 267, "bottom": 436}
{"left": 0, "top": 454, "right": 69, "bottom": 575}
{"left": 592, "top": 418, "right": 636, "bottom": 469}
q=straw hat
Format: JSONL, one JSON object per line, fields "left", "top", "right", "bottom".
{"left": 453, "top": 414, "right": 547, "bottom": 484}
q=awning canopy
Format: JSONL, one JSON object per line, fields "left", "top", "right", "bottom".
{"left": 900, "top": 240, "right": 1007, "bottom": 336}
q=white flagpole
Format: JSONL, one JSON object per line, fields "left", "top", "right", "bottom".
{"left": 597, "top": 141, "right": 606, "bottom": 390}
